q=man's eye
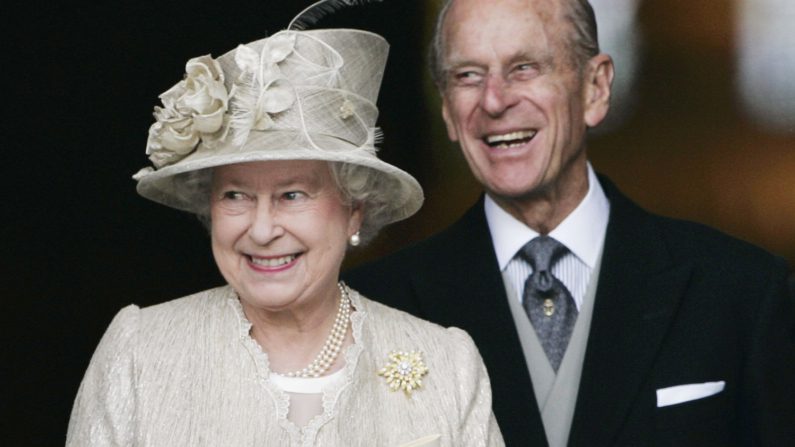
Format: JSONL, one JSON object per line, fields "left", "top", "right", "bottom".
{"left": 513, "top": 63, "right": 540, "bottom": 78}
{"left": 453, "top": 70, "right": 483, "bottom": 85}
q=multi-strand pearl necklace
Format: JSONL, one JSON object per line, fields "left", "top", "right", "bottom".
{"left": 280, "top": 282, "right": 352, "bottom": 378}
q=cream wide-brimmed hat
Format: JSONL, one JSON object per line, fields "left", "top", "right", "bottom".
{"left": 133, "top": 2, "right": 423, "bottom": 224}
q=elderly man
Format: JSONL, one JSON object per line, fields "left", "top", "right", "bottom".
{"left": 345, "top": 0, "right": 795, "bottom": 445}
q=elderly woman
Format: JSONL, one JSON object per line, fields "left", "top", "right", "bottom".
{"left": 66, "top": 3, "right": 503, "bottom": 447}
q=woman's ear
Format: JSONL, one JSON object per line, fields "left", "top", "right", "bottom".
{"left": 583, "top": 53, "right": 615, "bottom": 127}
{"left": 348, "top": 201, "right": 364, "bottom": 237}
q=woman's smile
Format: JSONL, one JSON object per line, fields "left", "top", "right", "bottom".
{"left": 247, "top": 253, "right": 301, "bottom": 271}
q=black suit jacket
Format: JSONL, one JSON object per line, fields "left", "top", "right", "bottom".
{"left": 344, "top": 177, "right": 795, "bottom": 446}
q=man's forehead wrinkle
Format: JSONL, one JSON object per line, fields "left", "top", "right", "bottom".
{"left": 444, "top": 26, "right": 553, "bottom": 68}
{"left": 438, "top": 0, "right": 572, "bottom": 80}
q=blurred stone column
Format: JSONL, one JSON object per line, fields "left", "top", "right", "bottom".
{"left": 736, "top": 0, "right": 795, "bottom": 133}
{"left": 590, "top": 0, "right": 643, "bottom": 132}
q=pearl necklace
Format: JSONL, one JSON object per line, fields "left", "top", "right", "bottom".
{"left": 280, "top": 282, "right": 352, "bottom": 378}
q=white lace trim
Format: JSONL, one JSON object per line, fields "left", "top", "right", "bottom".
{"left": 226, "top": 287, "right": 366, "bottom": 446}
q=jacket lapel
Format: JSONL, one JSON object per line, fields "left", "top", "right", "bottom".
{"left": 409, "top": 199, "right": 549, "bottom": 446}
{"left": 568, "top": 179, "right": 693, "bottom": 446}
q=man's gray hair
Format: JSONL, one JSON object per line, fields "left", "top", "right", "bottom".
{"left": 429, "top": 0, "right": 600, "bottom": 89}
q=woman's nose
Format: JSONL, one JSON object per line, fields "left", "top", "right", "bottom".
{"left": 248, "top": 203, "right": 284, "bottom": 244}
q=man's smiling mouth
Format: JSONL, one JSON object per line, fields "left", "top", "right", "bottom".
{"left": 484, "top": 130, "right": 537, "bottom": 149}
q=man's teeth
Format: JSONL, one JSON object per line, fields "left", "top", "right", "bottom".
{"left": 485, "top": 130, "right": 537, "bottom": 147}
{"left": 251, "top": 255, "right": 296, "bottom": 267}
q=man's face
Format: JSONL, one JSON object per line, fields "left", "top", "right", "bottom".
{"left": 440, "top": 0, "right": 605, "bottom": 202}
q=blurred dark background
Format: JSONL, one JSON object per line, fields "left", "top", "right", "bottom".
{"left": 4, "top": 0, "right": 794, "bottom": 444}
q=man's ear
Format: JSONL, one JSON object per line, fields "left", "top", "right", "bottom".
{"left": 583, "top": 53, "right": 615, "bottom": 127}
{"left": 441, "top": 96, "right": 460, "bottom": 142}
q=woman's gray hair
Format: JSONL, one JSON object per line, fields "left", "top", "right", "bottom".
{"left": 429, "top": 0, "right": 600, "bottom": 89}
{"left": 176, "top": 161, "right": 396, "bottom": 246}
{"left": 328, "top": 161, "right": 398, "bottom": 245}
{"left": 174, "top": 169, "right": 213, "bottom": 226}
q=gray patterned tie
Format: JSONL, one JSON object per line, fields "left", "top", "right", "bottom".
{"left": 520, "top": 236, "right": 578, "bottom": 372}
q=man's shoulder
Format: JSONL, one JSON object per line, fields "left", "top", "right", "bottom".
{"left": 602, "top": 174, "right": 786, "bottom": 273}
{"left": 342, "top": 200, "right": 491, "bottom": 310}
{"left": 344, "top": 221, "right": 458, "bottom": 288}
{"left": 654, "top": 213, "right": 786, "bottom": 273}
{"left": 608, "top": 188, "right": 787, "bottom": 283}
{"left": 346, "top": 201, "right": 486, "bottom": 277}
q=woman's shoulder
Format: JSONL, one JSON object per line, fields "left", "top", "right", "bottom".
{"left": 90, "top": 286, "right": 241, "bottom": 375}
{"left": 140, "top": 285, "right": 233, "bottom": 316}
{"left": 351, "top": 287, "right": 493, "bottom": 419}
{"left": 352, "top": 288, "right": 478, "bottom": 357}
{"left": 355, "top": 289, "right": 443, "bottom": 330}
{"left": 107, "top": 286, "right": 236, "bottom": 338}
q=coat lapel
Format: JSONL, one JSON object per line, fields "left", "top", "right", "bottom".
{"left": 568, "top": 179, "right": 694, "bottom": 446}
{"left": 409, "top": 199, "right": 549, "bottom": 446}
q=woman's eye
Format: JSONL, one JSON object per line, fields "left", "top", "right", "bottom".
{"left": 222, "top": 191, "right": 247, "bottom": 201}
{"left": 282, "top": 191, "right": 306, "bottom": 201}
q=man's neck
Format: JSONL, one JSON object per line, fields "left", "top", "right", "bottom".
{"left": 489, "top": 163, "right": 589, "bottom": 234}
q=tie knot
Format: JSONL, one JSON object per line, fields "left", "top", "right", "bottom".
{"left": 519, "top": 236, "right": 568, "bottom": 272}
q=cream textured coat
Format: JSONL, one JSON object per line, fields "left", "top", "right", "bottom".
{"left": 67, "top": 286, "right": 504, "bottom": 446}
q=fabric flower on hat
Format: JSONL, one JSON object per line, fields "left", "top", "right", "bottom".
{"left": 229, "top": 32, "right": 297, "bottom": 146}
{"left": 146, "top": 55, "right": 229, "bottom": 168}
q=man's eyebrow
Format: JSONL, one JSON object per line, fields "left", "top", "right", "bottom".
{"left": 444, "top": 50, "right": 554, "bottom": 71}
{"left": 443, "top": 57, "right": 483, "bottom": 72}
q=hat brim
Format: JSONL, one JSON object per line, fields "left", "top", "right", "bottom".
{"left": 136, "top": 130, "right": 424, "bottom": 224}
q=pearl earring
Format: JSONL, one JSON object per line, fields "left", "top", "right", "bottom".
{"left": 349, "top": 231, "right": 361, "bottom": 247}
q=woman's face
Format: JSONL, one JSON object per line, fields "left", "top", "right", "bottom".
{"left": 210, "top": 160, "right": 362, "bottom": 313}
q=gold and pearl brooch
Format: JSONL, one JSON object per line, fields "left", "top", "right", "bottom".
{"left": 377, "top": 351, "right": 429, "bottom": 396}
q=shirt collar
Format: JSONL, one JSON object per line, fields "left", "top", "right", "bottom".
{"left": 485, "top": 164, "right": 610, "bottom": 270}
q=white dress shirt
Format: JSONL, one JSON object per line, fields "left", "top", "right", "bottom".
{"left": 485, "top": 164, "right": 610, "bottom": 310}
